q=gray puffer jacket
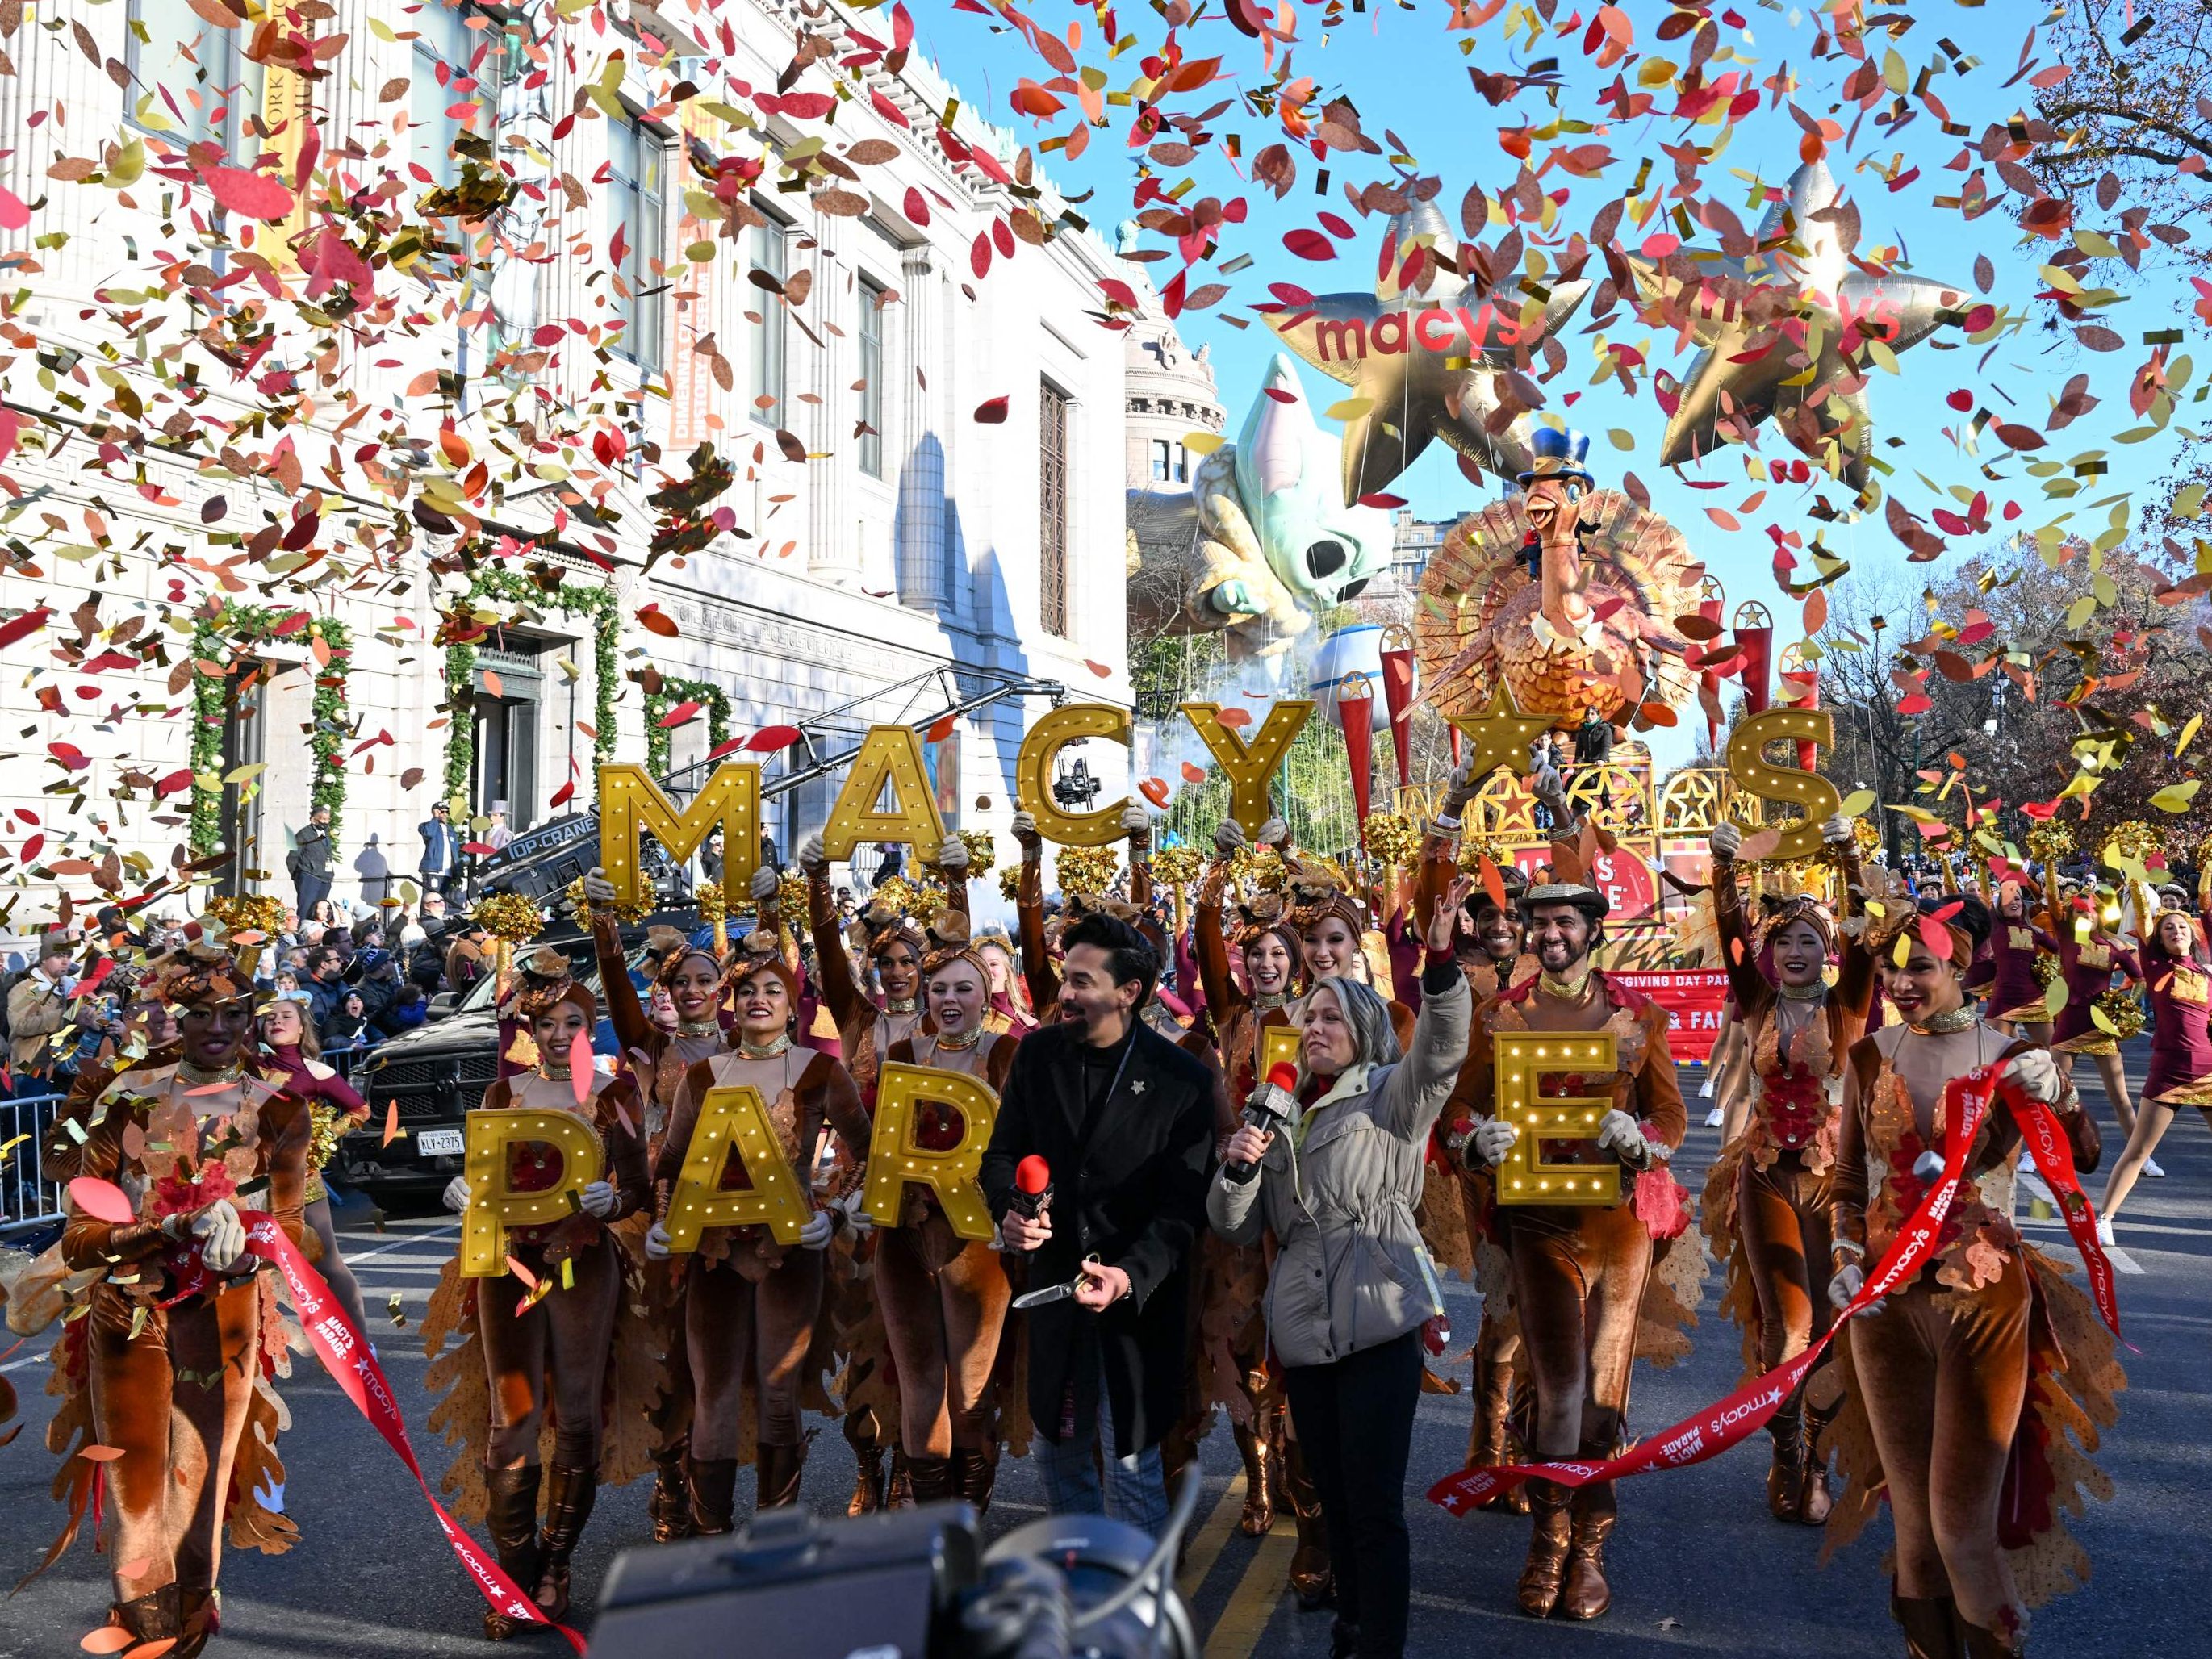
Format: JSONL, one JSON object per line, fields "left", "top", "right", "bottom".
{"left": 1207, "top": 974, "right": 1470, "bottom": 1367}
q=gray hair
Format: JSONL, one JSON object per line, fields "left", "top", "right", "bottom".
{"left": 1299, "top": 974, "right": 1403, "bottom": 1084}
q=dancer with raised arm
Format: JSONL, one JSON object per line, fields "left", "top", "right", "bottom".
{"left": 2093, "top": 892, "right": 2212, "bottom": 1241}
{"left": 426, "top": 948, "right": 650, "bottom": 1638}
{"left": 1699, "top": 814, "right": 1871, "bottom": 1524}
{"left": 1822, "top": 893, "right": 2121, "bottom": 1657}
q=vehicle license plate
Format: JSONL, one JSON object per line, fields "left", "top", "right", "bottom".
{"left": 415, "top": 1129, "right": 466, "bottom": 1156}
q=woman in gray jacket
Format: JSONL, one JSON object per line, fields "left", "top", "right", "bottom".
{"left": 1210, "top": 879, "right": 1473, "bottom": 1659}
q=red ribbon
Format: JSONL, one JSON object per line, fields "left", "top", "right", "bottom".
{"left": 2009, "top": 1093, "right": 2125, "bottom": 1341}
{"left": 243, "top": 1215, "right": 587, "bottom": 1652}
{"left": 1429, "top": 1066, "right": 2118, "bottom": 1513}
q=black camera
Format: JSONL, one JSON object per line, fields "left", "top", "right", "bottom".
{"left": 588, "top": 1477, "right": 1202, "bottom": 1659}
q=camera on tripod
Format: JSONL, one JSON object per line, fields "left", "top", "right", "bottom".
{"left": 588, "top": 1473, "right": 1202, "bottom": 1659}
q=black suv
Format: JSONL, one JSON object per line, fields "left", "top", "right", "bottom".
{"left": 330, "top": 931, "right": 658, "bottom": 1205}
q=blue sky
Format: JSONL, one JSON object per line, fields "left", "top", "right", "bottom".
{"left": 914, "top": 1, "right": 2198, "bottom": 766}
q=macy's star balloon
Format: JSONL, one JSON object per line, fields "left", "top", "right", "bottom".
{"left": 1627, "top": 158, "right": 1970, "bottom": 494}
{"left": 1265, "top": 199, "right": 1591, "bottom": 505}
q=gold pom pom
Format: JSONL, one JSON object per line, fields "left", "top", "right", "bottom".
{"left": 2095, "top": 984, "right": 2146, "bottom": 1041}
{"left": 565, "top": 876, "right": 650, "bottom": 930}
{"left": 1248, "top": 845, "right": 1286, "bottom": 892}
{"left": 695, "top": 880, "right": 727, "bottom": 924}
{"left": 998, "top": 867, "right": 1021, "bottom": 902}
{"left": 473, "top": 892, "right": 546, "bottom": 944}
{"left": 1152, "top": 845, "right": 1202, "bottom": 888}
{"left": 1364, "top": 812, "right": 1421, "bottom": 867}
{"left": 2026, "top": 821, "right": 2076, "bottom": 868}
{"left": 2032, "top": 951, "right": 2061, "bottom": 988}
{"left": 1056, "top": 845, "right": 1120, "bottom": 897}
{"left": 207, "top": 893, "right": 287, "bottom": 939}
{"left": 959, "top": 830, "right": 997, "bottom": 876}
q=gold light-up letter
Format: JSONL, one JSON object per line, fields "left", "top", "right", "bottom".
{"left": 1724, "top": 708, "right": 1841, "bottom": 863}
{"left": 860, "top": 1062, "right": 1000, "bottom": 1241}
{"left": 1492, "top": 1031, "right": 1622, "bottom": 1207}
{"left": 462, "top": 1110, "right": 605, "bottom": 1275}
{"left": 1014, "top": 704, "right": 1132, "bottom": 847}
{"left": 820, "top": 725, "right": 947, "bottom": 864}
{"left": 660, "top": 1083, "right": 813, "bottom": 1251}
{"left": 1182, "top": 700, "right": 1315, "bottom": 838}
{"left": 598, "top": 761, "right": 762, "bottom": 907}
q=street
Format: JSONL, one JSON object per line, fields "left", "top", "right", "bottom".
{"left": 5, "top": 1043, "right": 2207, "bottom": 1658}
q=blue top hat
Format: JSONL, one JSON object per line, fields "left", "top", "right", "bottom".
{"left": 1517, "top": 426, "right": 1594, "bottom": 488}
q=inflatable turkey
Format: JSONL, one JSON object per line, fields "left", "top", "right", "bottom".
{"left": 1415, "top": 431, "right": 1706, "bottom": 730}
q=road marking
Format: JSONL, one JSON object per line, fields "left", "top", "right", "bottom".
{"left": 1202, "top": 1513, "right": 1296, "bottom": 1659}
{"left": 1177, "top": 1473, "right": 1248, "bottom": 1602}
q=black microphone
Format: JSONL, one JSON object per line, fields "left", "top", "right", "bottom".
{"left": 1225, "top": 1062, "right": 1299, "bottom": 1184}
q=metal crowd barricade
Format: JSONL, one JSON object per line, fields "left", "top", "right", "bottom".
{"left": 1, "top": 1091, "right": 64, "bottom": 1238}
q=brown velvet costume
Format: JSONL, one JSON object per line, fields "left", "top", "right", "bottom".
{"left": 587, "top": 912, "right": 732, "bottom": 1539}
{"left": 53, "top": 1053, "right": 310, "bottom": 1653}
{"left": 655, "top": 1043, "right": 870, "bottom": 1526}
{"left": 806, "top": 867, "right": 929, "bottom": 1511}
{"left": 1454, "top": 971, "right": 1697, "bottom": 1621}
{"left": 1822, "top": 1020, "right": 2122, "bottom": 1655}
{"left": 875, "top": 1027, "right": 1019, "bottom": 1506}
{"left": 1698, "top": 857, "right": 1873, "bottom": 1523}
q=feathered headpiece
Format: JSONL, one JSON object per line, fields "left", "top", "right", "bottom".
{"left": 1754, "top": 893, "right": 1838, "bottom": 959}
{"left": 857, "top": 891, "right": 927, "bottom": 962}
{"left": 1286, "top": 856, "right": 1369, "bottom": 936}
{"left": 1231, "top": 889, "right": 1305, "bottom": 967}
{"left": 1863, "top": 892, "right": 1990, "bottom": 972}
{"left": 920, "top": 910, "right": 989, "bottom": 982}
{"left": 148, "top": 934, "right": 256, "bottom": 1006}
{"left": 512, "top": 945, "right": 597, "bottom": 1021}
{"left": 644, "top": 923, "right": 726, "bottom": 988}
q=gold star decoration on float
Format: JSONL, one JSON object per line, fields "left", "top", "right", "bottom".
{"left": 1266, "top": 199, "right": 1593, "bottom": 504}
{"left": 1625, "top": 158, "right": 1970, "bottom": 497}
{"left": 1446, "top": 684, "right": 1566, "bottom": 792}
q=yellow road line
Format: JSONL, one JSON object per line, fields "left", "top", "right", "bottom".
{"left": 1177, "top": 1473, "right": 1250, "bottom": 1602}
{"left": 1202, "top": 1515, "right": 1296, "bottom": 1659}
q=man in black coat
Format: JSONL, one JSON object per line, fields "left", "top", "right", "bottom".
{"left": 981, "top": 912, "right": 1215, "bottom": 1533}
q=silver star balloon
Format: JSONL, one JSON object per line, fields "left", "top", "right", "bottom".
{"left": 1267, "top": 199, "right": 1591, "bottom": 505}
{"left": 1626, "top": 158, "right": 1969, "bottom": 493}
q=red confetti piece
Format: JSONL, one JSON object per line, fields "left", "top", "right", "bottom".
{"left": 974, "top": 395, "right": 1010, "bottom": 423}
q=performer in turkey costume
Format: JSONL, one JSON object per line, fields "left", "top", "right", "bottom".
{"left": 1698, "top": 814, "right": 1871, "bottom": 1524}
{"left": 424, "top": 949, "right": 653, "bottom": 1638}
{"left": 1180, "top": 819, "right": 1307, "bottom": 1538}
{"left": 1822, "top": 893, "right": 2121, "bottom": 1657}
{"left": 46, "top": 935, "right": 310, "bottom": 1656}
{"left": 644, "top": 947, "right": 872, "bottom": 1527}
{"left": 1458, "top": 831, "right": 1700, "bottom": 1623}
{"left": 875, "top": 913, "right": 1022, "bottom": 1510}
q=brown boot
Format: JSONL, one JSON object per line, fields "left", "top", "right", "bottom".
{"left": 533, "top": 1463, "right": 597, "bottom": 1625}
{"left": 1799, "top": 1402, "right": 1835, "bottom": 1526}
{"left": 1279, "top": 1436, "right": 1334, "bottom": 1611}
{"left": 885, "top": 1448, "right": 915, "bottom": 1510}
{"left": 1467, "top": 1348, "right": 1528, "bottom": 1515}
{"left": 1555, "top": 1481, "right": 1616, "bottom": 1620}
{"left": 1235, "top": 1422, "right": 1275, "bottom": 1536}
{"left": 1767, "top": 1404, "right": 1807, "bottom": 1522}
{"left": 173, "top": 1587, "right": 219, "bottom": 1658}
{"left": 109, "top": 1587, "right": 181, "bottom": 1644}
{"left": 650, "top": 1454, "right": 694, "bottom": 1544}
{"left": 756, "top": 1440, "right": 806, "bottom": 1510}
{"left": 953, "top": 1445, "right": 998, "bottom": 1515}
{"left": 848, "top": 1441, "right": 888, "bottom": 1516}
{"left": 688, "top": 1457, "right": 738, "bottom": 1536}
{"left": 1891, "top": 1589, "right": 1963, "bottom": 1659}
{"left": 905, "top": 1453, "right": 956, "bottom": 1504}
{"left": 482, "top": 1464, "right": 544, "bottom": 1641}
{"left": 1515, "top": 1480, "right": 1573, "bottom": 1619}
{"left": 1957, "top": 1613, "right": 2026, "bottom": 1658}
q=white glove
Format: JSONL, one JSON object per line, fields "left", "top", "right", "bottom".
{"left": 798, "top": 831, "right": 828, "bottom": 877}
{"left": 1119, "top": 804, "right": 1152, "bottom": 841}
{"left": 1595, "top": 1109, "right": 1648, "bottom": 1164}
{"left": 193, "top": 1201, "right": 247, "bottom": 1275}
{"left": 751, "top": 865, "right": 780, "bottom": 902}
{"left": 441, "top": 1175, "right": 473, "bottom": 1215}
{"left": 837, "top": 1187, "right": 875, "bottom": 1237}
{"left": 937, "top": 835, "right": 971, "bottom": 874}
{"left": 643, "top": 1221, "right": 674, "bottom": 1261}
{"left": 1827, "top": 1262, "right": 1866, "bottom": 1313}
{"left": 1473, "top": 1118, "right": 1520, "bottom": 1168}
{"left": 1711, "top": 821, "right": 1742, "bottom": 860}
{"left": 1821, "top": 814, "right": 1854, "bottom": 847}
{"left": 1257, "top": 816, "right": 1289, "bottom": 848}
{"left": 1213, "top": 818, "right": 1248, "bottom": 856}
{"left": 583, "top": 866, "right": 618, "bottom": 904}
{"left": 578, "top": 1180, "right": 617, "bottom": 1218}
{"left": 1010, "top": 809, "right": 1041, "bottom": 851}
{"left": 1443, "top": 759, "right": 1478, "bottom": 812}
{"left": 2003, "top": 1047, "right": 2064, "bottom": 1105}
{"left": 797, "top": 1207, "right": 834, "bottom": 1251}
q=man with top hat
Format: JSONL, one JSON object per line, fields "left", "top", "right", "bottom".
{"left": 1454, "top": 828, "right": 1696, "bottom": 1623}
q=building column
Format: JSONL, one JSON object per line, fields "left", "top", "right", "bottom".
{"left": 896, "top": 247, "right": 946, "bottom": 612}
{"left": 806, "top": 208, "right": 858, "bottom": 586}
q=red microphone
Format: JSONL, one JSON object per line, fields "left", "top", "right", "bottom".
{"left": 1008, "top": 1155, "right": 1052, "bottom": 1243}
{"left": 1227, "top": 1062, "right": 1299, "bottom": 1184}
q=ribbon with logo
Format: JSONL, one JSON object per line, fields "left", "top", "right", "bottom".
{"left": 1429, "top": 1065, "right": 2121, "bottom": 1514}
{"left": 241, "top": 1214, "right": 587, "bottom": 1652}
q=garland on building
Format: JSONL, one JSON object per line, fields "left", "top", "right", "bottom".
{"left": 441, "top": 567, "right": 620, "bottom": 812}
{"left": 189, "top": 607, "right": 354, "bottom": 859}
{"left": 641, "top": 675, "right": 732, "bottom": 775}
